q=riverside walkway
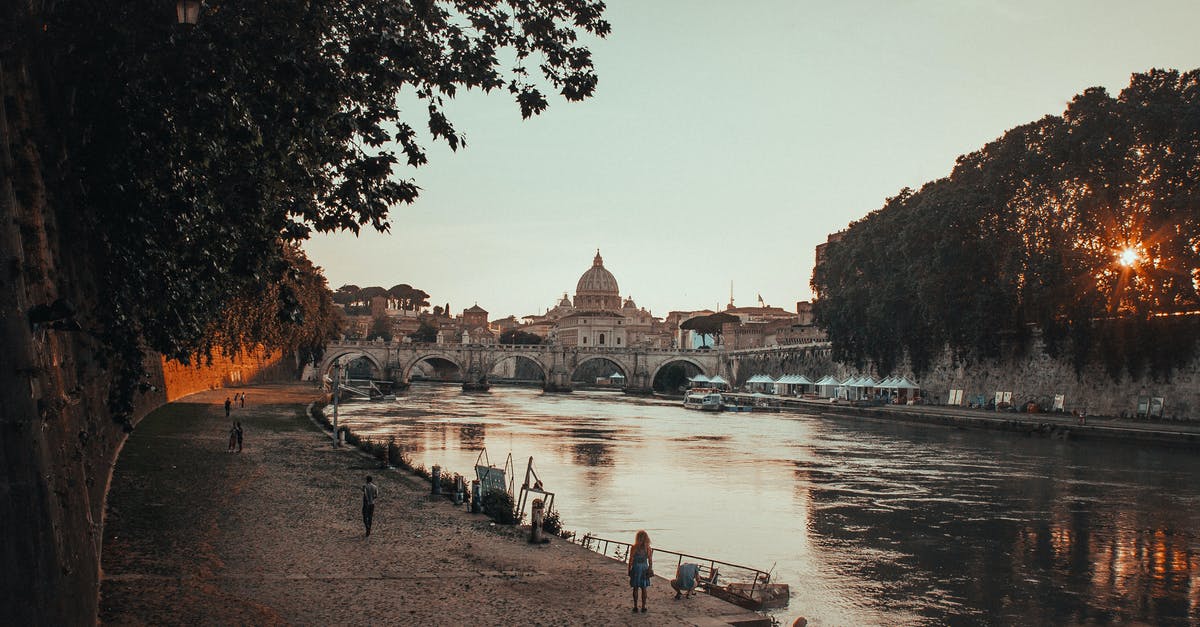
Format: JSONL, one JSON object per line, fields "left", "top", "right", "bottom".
{"left": 792, "top": 399, "right": 1200, "bottom": 448}
{"left": 99, "top": 384, "right": 765, "bottom": 626}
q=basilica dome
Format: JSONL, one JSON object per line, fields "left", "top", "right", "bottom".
{"left": 574, "top": 251, "right": 621, "bottom": 311}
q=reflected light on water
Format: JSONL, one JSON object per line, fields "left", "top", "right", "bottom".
{"left": 339, "top": 384, "right": 1200, "bottom": 625}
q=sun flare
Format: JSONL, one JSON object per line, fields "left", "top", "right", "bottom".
{"left": 1118, "top": 247, "right": 1139, "bottom": 267}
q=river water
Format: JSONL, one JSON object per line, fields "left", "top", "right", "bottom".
{"left": 338, "top": 384, "right": 1200, "bottom": 626}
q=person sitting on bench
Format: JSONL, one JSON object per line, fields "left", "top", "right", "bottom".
{"left": 671, "top": 562, "right": 702, "bottom": 599}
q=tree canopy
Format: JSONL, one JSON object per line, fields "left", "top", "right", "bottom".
{"left": 39, "top": 0, "right": 609, "bottom": 417}
{"left": 811, "top": 69, "right": 1200, "bottom": 379}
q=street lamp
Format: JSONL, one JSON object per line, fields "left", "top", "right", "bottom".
{"left": 176, "top": 0, "right": 201, "bottom": 25}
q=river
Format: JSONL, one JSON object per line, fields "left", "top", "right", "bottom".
{"left": 337, "top": 384, "right": 1200, "bottom": 626}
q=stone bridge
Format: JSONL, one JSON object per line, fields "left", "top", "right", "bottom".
{"left": 318, "top": 341, "right": 726, "bottom": 393}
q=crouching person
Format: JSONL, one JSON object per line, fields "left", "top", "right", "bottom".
{"left": 671, "top": 562, "right": 702, "bottom": 600}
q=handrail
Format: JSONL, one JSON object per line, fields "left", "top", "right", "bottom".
{"left": 575, "top": 534, "right": 770, "bottom": 601}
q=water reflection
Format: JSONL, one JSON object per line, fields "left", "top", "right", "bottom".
{"left": 339, "top": 384, "right": 1200, "bottom": 626}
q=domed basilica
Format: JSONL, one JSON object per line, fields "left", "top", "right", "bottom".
{"left": 526, "top": 251, "right": 663, "bottom": 348}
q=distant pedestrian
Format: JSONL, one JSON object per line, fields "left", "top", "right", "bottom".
{"left": 227, "top": 423, "right": 237, "bottom": 452}
{"left": 628, "top": 529, "right": 653, "bottom": 613}
{"left": 235, "top": 421, "right": 243, "bottom": 452}
{"left": 224, "top": 396, "right": 232, "bottom": 418}
{"left": 362, "top": 476, "right": 379, "bottom": 537}
{"left": 240, "top": 392, "right": 246, "bottom": 408}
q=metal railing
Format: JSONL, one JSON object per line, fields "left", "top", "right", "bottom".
{"left": 576, "top": 534, "right": 771, "bottom": 601}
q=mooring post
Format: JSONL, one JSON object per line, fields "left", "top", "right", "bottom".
{"left": 453, "top": 474, "right": 465, "bottom": 504}
{"left": 529, "top": 498, "right": 544, "bottom": 544}
{"left": 431, "top": 465, "right": 442, "bottom": 495}
{"left": 471, "top": 480, "right": 482, "bottom": 513}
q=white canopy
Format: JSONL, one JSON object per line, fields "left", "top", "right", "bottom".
{"left": 609, "top": 372, "right": 626, "bottom": 379}
{"left": 893, "top": 376, "right": 920, "bottom": 389}
{"left": 709, "top": 375, "right": 730, "bottom": 386}
{"left": 857, "top": 376, "right": 879, "bottom": 388}
{"left": 746, "top": 374, "right": 776, "bottom": 384}
{"left": 689, "top": 374, "right": 711, "bottom": 383}
{"left": 878, "top": 376, "right": 898, "bottom": 387}
{"left": 815, "top": 375, "right": 842, "bottom": 386}
{"left": 775, "top": 374, "right": 813, "bottom": 385}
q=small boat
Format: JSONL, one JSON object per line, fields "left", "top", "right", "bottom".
{"left": 722, "top": 399, "right": 754, "bottom": 412}
{"left": 705, "top": 581, "right": 790, "bottom": 611}
{"left": 461, "top": 381, "right": 492, "bottom": 392}
{"left": 683, "top": 387, "right": 723, "bottom": 411}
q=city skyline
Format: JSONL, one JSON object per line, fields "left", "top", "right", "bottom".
{"left": 302, "top": 0, "right": 1200, "bottom": 319}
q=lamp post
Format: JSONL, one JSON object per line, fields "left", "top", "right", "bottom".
{"left": 175, "top": 0, "right": 201, "bottom": 24}
{"left": 331, "top": 359, "right": 341, "bottom": 447}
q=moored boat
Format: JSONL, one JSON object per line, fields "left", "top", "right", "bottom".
{"left": 683, "top": 387, "right": 723, "bottom": 411}
{"left": 705, "top": 581, "right": 791, "bottom": 611}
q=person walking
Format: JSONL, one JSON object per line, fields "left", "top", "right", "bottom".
{"left": 235, "top": 421, "right": 244, "bottom": 453}
{"left": 224, "top": 396, "right": 232, "bottom": 419}
{"left": 628, "top": 529, "right": 653, "bottom": 613}
{"left": 227, "top": 422, "right": 237, "bottom": 452}
{"left": 362, "top": 476, "right": 378, "bottom": 537}
{"left": 239, "top": 392, "right": 246, "bottom": 408}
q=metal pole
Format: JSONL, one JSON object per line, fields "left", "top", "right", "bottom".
{"left": 332, "top": 360, "right": 340, "bottom": 447}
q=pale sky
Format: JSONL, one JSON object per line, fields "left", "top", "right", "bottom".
{"left": 303, "top": 0, "right": 1200, "bottom": 320}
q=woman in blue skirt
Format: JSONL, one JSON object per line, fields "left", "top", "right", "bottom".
{"left": 628, "top": 529, "right": 654, "bottom": 612}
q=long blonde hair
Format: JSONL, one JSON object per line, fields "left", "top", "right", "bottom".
{"left": 632, "top": 529, "right": 652, "bottom": 559}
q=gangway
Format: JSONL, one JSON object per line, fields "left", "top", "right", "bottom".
{"left": 576, "top": 534, "right": 788, "bottom": 611}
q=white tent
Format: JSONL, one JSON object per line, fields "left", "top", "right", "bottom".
{"left": 893, "top": 376, "right": 920, "bottom": 389}
{"left": 774, "top": 374, "right": 813, "bottom": 396}
{"left": 815, "top": 375, "right": 841, "bottom": 398}
{"left": 689, "top": 374, "right": 711, "bottom": 385}
{"left": 609, "top": 372, "right": 626, "bottom": 380}
{"left": 708, "top": 375, "right": 730, "bottom": 389}
{"left": 745, "top": 374, "right": 776, "bottom": 393}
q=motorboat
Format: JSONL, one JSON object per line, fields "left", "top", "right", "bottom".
{"left": 683, "top": 387, "right": 723, "bottom": 411}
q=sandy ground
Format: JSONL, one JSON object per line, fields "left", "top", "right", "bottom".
{"left": 99, "top": 383, "right": 767, "bottom": 626}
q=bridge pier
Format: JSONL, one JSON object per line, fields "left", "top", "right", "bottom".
{"left": 624, "top": 370, "right": 653, "bottom": 395}
{"left": 544, "top": 365, "right": 573, "bottom": 393}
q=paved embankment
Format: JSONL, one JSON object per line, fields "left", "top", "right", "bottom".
{"left": 787, "top": 399, "right": 1200, "bottom": 449}
{"left": 99, "top": 384, "right": 766, "bottom": 626}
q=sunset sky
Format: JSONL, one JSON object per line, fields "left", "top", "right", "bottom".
{"left": 303, "top": 0, "right": 1200, "bottom": 319}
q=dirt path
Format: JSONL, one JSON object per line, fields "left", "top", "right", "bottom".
{"left": 99, "top": 383, "right": 766, "bottom": 626}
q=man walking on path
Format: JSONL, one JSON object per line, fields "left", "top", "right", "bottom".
{"left": 362, "top": 476, "right": 378, "bottom": 537}
{"left": 240, "top": 393, "right": 246, "bottom": 408}
{"left": 235, "top": 422, "right": 244, "bottom": 453}
{"left": 224, "top": 396, "right": 232, "bottom": 418}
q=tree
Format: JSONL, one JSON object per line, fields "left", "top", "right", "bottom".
{"left": 2, "top": 0, "right": 609, "bottom": 621}
{"left": 500, "top": 329, "right": 545, "bottom": 345}
{"left": 680, "top": 312, "right": 739, "bottom": 347}
{"left": 409, "top": 320, "right": 439, "bottom": 343}
{"left": 367, "top": 314, "right": 393, "bottom": 341}
{"left": 812, "top": 70, "right": 1200, "bottom": 378}
{"left": 333, "top": 285, "right": 362, "bottom": 307}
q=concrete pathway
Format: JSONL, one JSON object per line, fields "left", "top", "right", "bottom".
{"left": 99, "top": 384, "right": 768, "bottom": 626}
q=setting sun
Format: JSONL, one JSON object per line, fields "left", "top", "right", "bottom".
{"left": 1118, "top": 247, "right": 1139, "bottom": 267}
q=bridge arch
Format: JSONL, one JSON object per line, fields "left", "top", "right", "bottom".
{"left": 650, "top": 357, "right": 710, "bottom": 394}
{"left": 570, "top": 355, "right": 632, "bottom": 384}
{"left": 402, "top": 352, "right": 466, "bottom": 383}
{"left": 321, "top": 349, "right": 386, "bottom": 379}
{"left": 486, "top": 353, "right": 549, "bottom": 382}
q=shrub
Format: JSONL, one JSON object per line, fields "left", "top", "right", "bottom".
{"left": 541, "top": 508, "right": 563, "bottom": 535}
{"left": 482, "top": 490, "right": 518, "bottom": 524}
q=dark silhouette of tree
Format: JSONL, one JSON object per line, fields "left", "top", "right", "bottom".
{"left": 367, "top": 314, "right": 393, "bottom": 341}
{"left": 409, "top": 320, "right": 439, "bottom": 343}
{"left": 500, "top": 329, "right": 544, "bottom": 345}
{"left": 812, "top": 70, "right": 1200, "bottom": 379}
{"left": 680, "top": 312, "right": 739, "bottom": 347}
{"left": 1, "top": 1, "right": 609, "bottom": 621}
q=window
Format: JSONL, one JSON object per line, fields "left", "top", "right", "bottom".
{"left": 599, "top": 333, "right": 605, "bottom": 345}
{"left": 582, "top": 336, "right": 587, "bottom": 344}
{"left": 617, "top": 337, "right": 621, "bottom": 345}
